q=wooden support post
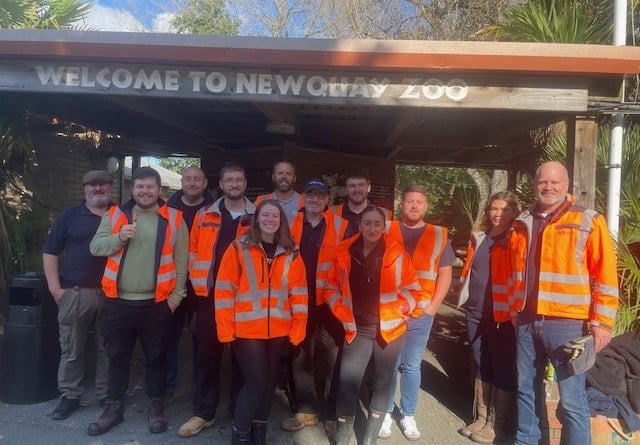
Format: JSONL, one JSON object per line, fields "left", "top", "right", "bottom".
{"left": 566, "top": 117, "right": 597, "bottom": 208}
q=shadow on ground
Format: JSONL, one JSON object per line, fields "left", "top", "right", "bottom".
{"left": 423, "top": 302, "right": 474, "bottom": 423}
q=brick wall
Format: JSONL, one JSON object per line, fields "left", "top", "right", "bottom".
{"left": 24, "top": 131, "right": 121, "bottom": 267}
{"left": 542, "top": 380, "right": 563, "bottom": 445}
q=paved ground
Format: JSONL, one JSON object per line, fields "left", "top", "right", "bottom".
{"left": 0, "top": 300, "right": 477, "bottom": 445}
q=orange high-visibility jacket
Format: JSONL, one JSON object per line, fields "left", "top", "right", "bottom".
{"left": 254, "top": 192, "right": 304, "bottom": 210}
{"left": 457, "top": 231, "right": 512, "bottom": 323}
{"left": 189, "top": 197, "right": 255, "bottom": 297}
{"left": 102, "top": 203, "right": 183, "bottom": 302}
{"left": 330, "top": 203, "right": 393, "bottom": 222}
{"left": 289, "top": 209, "right": 348, "bottom": 304}
{"left": 386, "top": 221, "right": 448, "bottom": 309}
{"left": 323, "top": 233, "right": 424, "bottom": 344}
{"left": 214, "top": 236, "right": 308, "bottom": 345}
{"left": 509, "top": 194, "right": 619, "bottom": 330}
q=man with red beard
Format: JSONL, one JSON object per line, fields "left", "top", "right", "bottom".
{"left": 43, "top": 170, "right": 113, "bottom": 421}
{"left": 254, "top": 161, "right": 303, "bottom": 223}
{"left": 331, "top": 167, "right": 392, "bottom": 238}
{"left": 379, "top": 185, "right": 455, "bottom": 441}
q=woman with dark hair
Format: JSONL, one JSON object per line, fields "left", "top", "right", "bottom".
{"left": 457, "top": 191, "right": 520, "bottom": 444}
{"left": 324, "top": 205, "right": 423, "bottom": 445}
{"left": 214, "top": 199, "right": 308, "bottom": 445}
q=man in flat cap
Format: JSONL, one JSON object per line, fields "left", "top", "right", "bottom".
{"left": 43, "top": 169, "right": 114, "bottom": 420}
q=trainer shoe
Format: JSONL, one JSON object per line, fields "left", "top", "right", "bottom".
{"left": 280, "top": 412, "right": 319, "bottom": 432}
{"left": 178, "top": 415, "right": 215, "bottom": 438}
{"left": 400, "top": 415, "right": 421, "bottom": 441}
{"left": 378, "top": 412, "right": 393, "bottom": 439}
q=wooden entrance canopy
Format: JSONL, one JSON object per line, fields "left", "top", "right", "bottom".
{"left": 1, "top": 29, "right": 639, "bottom": 173}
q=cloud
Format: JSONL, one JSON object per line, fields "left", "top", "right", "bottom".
{"left": 152, "top": 12, "right": 177, "bottom": 33}
{"left": 83, "top": 4, "right": 148, "bottom": 32}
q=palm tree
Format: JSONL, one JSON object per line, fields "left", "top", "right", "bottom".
{"left": 0, "top": 0, "right": 94, "bottom": 308}
{"left": 0, "top": 0, "right": 93, "bottom": 29}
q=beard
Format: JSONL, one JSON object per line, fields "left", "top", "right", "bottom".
{"left": 275, "top": 180, "right": 293, "bottom": 193}
{"left": 223, "top": 189, "right": 244, "bottom": 201}
{"left": 86, "top": 193, "right": 110, "bottom": 208}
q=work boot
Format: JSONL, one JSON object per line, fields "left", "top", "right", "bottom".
{"left": 87, "top": 400, "right": 124, "bottom": 436}
{"left": 147, "top": 397, "right": 167, "bottom": 434}
{"left": 325, "top": 418, "right": 337, "bottom": 443}
{"left": 335, "top": 416, "right": 355, "bottom": 445}
{"left": 178, "top": 415, "right": 215, "bottom": 437}
{"left": 251, "top": 420, "right": 267, "bottom": 445}
{"left": 281, "top": 411, "right": 319, "bottom": 431}
{"left": 470, "top": 387, "right": 516, "bottom": 444}
{"left": 51, "top": 396, "right": 80, "bottom": 420}
{"left": 460, "top": 379, "right": 492, "bottom": 437}
{"left": 231, "top": 426, "right": 251, "bottom": 445}
{"left": 363, "top": 410, "right": 385, "bottom": 445}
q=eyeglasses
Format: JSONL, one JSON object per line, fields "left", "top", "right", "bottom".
{"left": 221, "top": 177, "right": 246, "bottom": 185}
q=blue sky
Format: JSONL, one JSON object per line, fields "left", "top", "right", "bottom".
{"left": 84, "top": 0, "right": 172, "bottom": 32}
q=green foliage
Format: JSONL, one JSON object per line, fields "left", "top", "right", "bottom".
{"left": 157, "top": 157, "right": 201, "bottom": 174}
{"left": 0, "top": 0, "right": 94, "bottom": 30}
{"left": 395, "top": 164, "right": 476, "bottom": 248}
{"left": 478, "top": 0, "right": 615, "bottom": 43}
{"left": 0, "top": 98, "right": 35, "bottom": 307}
{"left": 170, "top": 0, "right": 239, "bottom": 35}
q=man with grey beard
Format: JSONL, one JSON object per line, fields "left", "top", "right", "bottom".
{"left": 43, "top": 170, "right": 114, "bottom": 421}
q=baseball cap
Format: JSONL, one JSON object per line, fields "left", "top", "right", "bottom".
{"left": 303, "top": 178, "right": 328, "bottom": 194}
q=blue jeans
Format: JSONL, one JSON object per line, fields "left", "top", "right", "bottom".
{"left": 387, "top": 313, "right": 434, "bottom": 416}
{"left": 515, "top": 314, "right": 590, "bottom": 445}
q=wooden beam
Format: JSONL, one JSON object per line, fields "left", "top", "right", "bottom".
{"left": 566, "top": 117, "right": 597, "bottom": 208}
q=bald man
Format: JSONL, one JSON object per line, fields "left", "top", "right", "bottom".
{"left": 509, "top": 161, "right": 619, "bottom": 445}
{"left": 165, "top": 166, "right": 214, "bottom": 398}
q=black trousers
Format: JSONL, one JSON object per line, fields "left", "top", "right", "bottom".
{"left": 336, "top": 324, "right": 404, "bottom": 417}
{"left": 192, "top": 296, "right": 225, "bottom": 421}
{"left": 290, "top": 304, "right": 343, "bottom": 413}
{"left": 99, "top": 298, "right": 172, "bottom": 401}
{"left": 232, "top": 336, "right": 289, "bottom": 432}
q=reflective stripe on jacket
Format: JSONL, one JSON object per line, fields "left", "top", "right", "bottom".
{"left": 509, "top": 194, "right": 619, "bottom": 329}
{"left": 102, "top": 203, "right": 183, "bottom": 302}
{"left": 323, "top": 233, "right": 424, "bottom": 344}
{"left": 457, "top": 231, "right": 512, "bottom": 322}
{"left": 189, "top": 197, "right": 255, "bottom": 297}
{"left": 289, "top": 209, "right": 348, "bottom": 304}
{"left": 214, "top": 236, "right": 308, "bottom": 345}
{"left": 387, "top": 221, "right": 447, "bottom": 309}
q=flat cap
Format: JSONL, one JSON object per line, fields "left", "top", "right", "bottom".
{"left": 82, "top": 170, "right": 113, "bottom": 185}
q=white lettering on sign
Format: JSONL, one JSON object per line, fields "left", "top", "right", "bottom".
{"left": 33, "top": 65, "right": 470, "bottom": 103}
